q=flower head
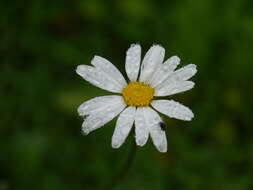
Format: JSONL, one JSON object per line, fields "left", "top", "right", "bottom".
{"left": 76, "top": 44, "right": 197, "bottom": 152}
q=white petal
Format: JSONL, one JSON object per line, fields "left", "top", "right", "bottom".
{"left": 134, "top": 107, "right": 149, "bottom": 146}
{"left": 151, "top": 100, "right": 194, "bottom": 121}
{"left": 77, "top": 95, "right": 123, "bottom": 116}
{"left": 139, "top": 45, "right": 165, "bottom": 83}
{"left": 125, "top": 44, "right": 141, "bottom": 81}
{"left": 91, "top": 56, "right": 127, "bottom": 88}
{"left": 154, "top": 63, "right": 197, "bottom": 96}
{"left": 145, "top": 107, "right": 167, "bottom": 153}
{"left": 149, "top": 56, "right": 180, "bottom": 87}
{"left": 155, "top": 80, "right": 195, "bottom": 96}
{"left": 173, "top": 64, "right": 197, "bottom": 81}
{"left": 76, "top": 65, "right": 123, "bottom": 93}
{"left": 81, "top": 96, "right": 126, "bottom": 134}
{"left": 112, "top": 106, "right": 136, "bottom": 148}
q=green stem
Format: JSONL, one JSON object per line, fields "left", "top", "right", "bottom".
{"left": 102, "top": 140, "right": 137, "bottom": 190}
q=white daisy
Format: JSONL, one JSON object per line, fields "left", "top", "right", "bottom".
{"left": 76, "top": 44, "right": 197, "bottom": 152}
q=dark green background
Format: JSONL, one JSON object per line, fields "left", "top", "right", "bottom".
{"left": 1, "top": 0, "right": 253, "bottom": 189}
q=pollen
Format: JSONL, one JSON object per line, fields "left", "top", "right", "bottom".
{"left": 122, "top": 82, "right": 154, "bottom": 107}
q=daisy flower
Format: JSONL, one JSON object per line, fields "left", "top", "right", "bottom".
{"left": 76, "top": 44, "right": 197, "bottom": 152}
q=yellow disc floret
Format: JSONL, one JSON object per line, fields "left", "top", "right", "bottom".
{"left": 122, "top": 82, "right": 154, "bottom": 107}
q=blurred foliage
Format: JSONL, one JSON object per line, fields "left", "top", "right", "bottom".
{"left": 1, "top": 0, "right": 253, "bottom": 189}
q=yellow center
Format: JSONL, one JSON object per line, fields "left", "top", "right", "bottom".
{"left": 122, "top": 82, "right": 154, "bottom": 107}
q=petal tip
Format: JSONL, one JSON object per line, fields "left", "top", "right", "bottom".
{"left": 76, "top": 65, "right": 82, "bottom": 74}
{"left": 158, "top": 147, "right": 167, "bottom": 153}
{"left": 130, "top": 43, "right": 141, "bottom": 48}
{"left": 136, "top": 139, "right": 146, "bottom": 147}
{"left": 152, "top": 43, "right": 163, "bottom": 48}
{"left": 189, "top": 63, "right": 197, "bottom": 72}
{"left": 172, "top": 56, "right": 181, "bottom": 63}
{"left": 76, "top": 65, "right": 91, "bottom": 76}
{"left": 111, "top": 142, "right": 121, "bottom": 149}
{"left": 185, "top": 111, "right": 194, "bottom": 121}
{"left": 91, "top": 55, "right": 101, "bottom": 65}
{"left": 81, "top": 128, "right": 90, "bottom": 135}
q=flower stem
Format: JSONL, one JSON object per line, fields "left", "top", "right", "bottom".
{"left": 102, "top": 140, "right": 137, "bottom": 190}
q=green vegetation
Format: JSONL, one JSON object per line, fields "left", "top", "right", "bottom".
{"left": 1, "top": 0, "right": 253, "bottom": 189}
